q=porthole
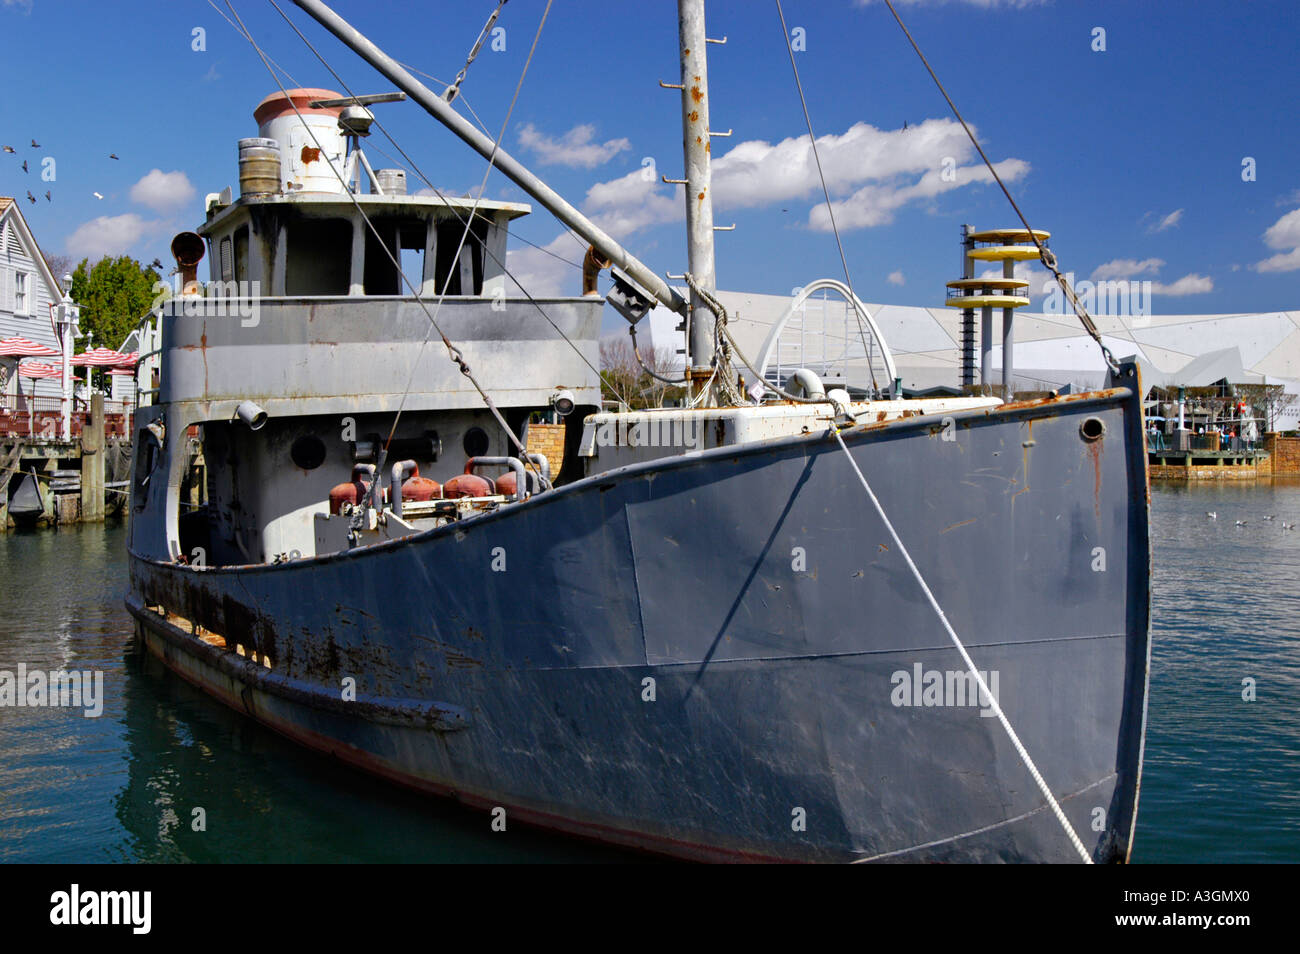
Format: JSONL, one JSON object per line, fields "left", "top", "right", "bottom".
{"left": 463, "top": 426, "right": 490, "bottom": 458}
{"left": 290, "top": 435, "right": 327, "bottom": 470}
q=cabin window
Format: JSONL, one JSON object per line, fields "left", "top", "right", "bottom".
{"left": 363, "top": 216, "right": 428, "bottom": 296}
{"left": 285, "top": 218, "right": 352, "bottom": 296}
{"left": 219, "top": 237, "right": 234, "bottom": 282}
{"left": 233, "top": 226, "right": 250, "bottom": 283}
{"left": 434, "top": 217, "right": 487, "bottom": 296}
{"left": 14, "top": 271, "right": 29, "bottom": 315}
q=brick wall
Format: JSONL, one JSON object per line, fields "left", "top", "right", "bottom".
{"left": 1263, "top": 433, "right": 1300, "bottom": 475}
{"left": 525, "top": 423, "right": 566, "bottom": 475}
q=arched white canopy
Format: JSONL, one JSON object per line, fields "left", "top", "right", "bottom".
{"left": 749, "top": 278, "right": 897, "bottom": 391}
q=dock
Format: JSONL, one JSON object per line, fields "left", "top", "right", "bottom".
{"left": 1, "top": 393, "right": 132, "bottom": 530}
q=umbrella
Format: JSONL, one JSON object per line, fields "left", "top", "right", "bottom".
{"left": 18, "top": 362, "right": 62, "bottom": 378}
{"left": 0, "top": 336, "right": 60, "bottom": 357}
{"left": 71, "top": 347, "right": 134, "bottom": 366}
{"left": 107, "top": 368, "right": 136, "bottom": 376}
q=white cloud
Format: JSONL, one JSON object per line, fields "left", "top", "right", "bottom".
{"left": 517, "top": 123, "right": 631, "bottom": 169}
{"left": 887, "top": 270, "right": 905, "bottom": 286}
{"left": 583, "top": 168, "right": 683, "bottom": 237}
{"left": 1151, "top": 273, "right": 1213, "bottom": 296}
{"left": 2, "top": 0, "right": 34, "bottom": 12}
{"left": 1091, "top": 257, "right": 1165, "bottom": 280}
{"left": 129, "top": 169, "right": 196, "bottom": 213}
{"left": 65, "top": 213, "right": 163, "bottom": 259}
{"left": 1252, "top": 207, "right": 1300, "bottom": 273}
{"left": 1148, "top": 208, "right": 1184, "bottom": 232}
{"left": 504, "top": 233, "right": 578, "bottom": 298}
{"left": 811, "top": 156, "right": 1028, "bottom": 231}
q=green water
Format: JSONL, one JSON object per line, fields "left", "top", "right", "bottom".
{"left": 1, "top": 484, "right": 1297, "bottom": 862}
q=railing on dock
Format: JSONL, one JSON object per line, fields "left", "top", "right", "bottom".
{"left": 0, "top": 397, "right": 133, "bottom": 440}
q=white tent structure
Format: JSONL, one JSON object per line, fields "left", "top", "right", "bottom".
{"left": 616, "top": 287, "right": 1300, "bottom": 430}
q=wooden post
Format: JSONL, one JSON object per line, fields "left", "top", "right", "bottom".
{"left": 81, "top": 393, "right": 105, "bottom": 522}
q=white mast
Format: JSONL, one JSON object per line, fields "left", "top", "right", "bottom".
{"left": 676, "top": 0, "right": 719, "bottom": 403}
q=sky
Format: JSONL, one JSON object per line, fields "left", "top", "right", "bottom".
{"left": 3, "top": 0, "right": 1300, "bottom": 329}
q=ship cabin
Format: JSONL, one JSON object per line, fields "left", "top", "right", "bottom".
{"left": 128, "top": 89, "right": 604, "bottom": 570}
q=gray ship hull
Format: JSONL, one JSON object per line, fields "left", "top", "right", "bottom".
{"left": 128, "top": 378, "right": 1151, "bottom": 862}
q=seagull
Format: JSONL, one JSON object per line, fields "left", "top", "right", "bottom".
{"left": 1263, "top": 515, "right": 1276, "bottom": 521}
{"left": 21, "top": 160, "right": 28, "bottom": 173}
{"left": 93, "top": 191, "right": 104, "bottom": 200}
{"left": 30, "top": 139, "right": 40, "bottom": 148}
{"left": 1206, "top": 511, "right": 1217, "bottom": 519}
{"left": 149, "top": 258, "right": 163, "bottom": 269}
{"left": 1235, "top": 520, "right": 1248, "bottom": 527}
{"left": 25, "top": 191, "right": 36, "bottom": 204}
{"left": 1284, "top": 523, "right": 1296, "bottom": 531}
{"left": 2, "top": 145, "right": 14, "bottom": 153}
{"left": 108, "top": 153, "right": 120, "bottom": 160}
{"left": 44, "top": 190, "right": 51, "bottom": 202}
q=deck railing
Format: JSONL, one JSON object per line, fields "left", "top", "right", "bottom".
{"left": 0, "top": 397, "right": 133, "bottom": 440}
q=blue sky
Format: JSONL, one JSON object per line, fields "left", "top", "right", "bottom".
{"left": 3, "top": 0, "right": 1299, "bottom": 321}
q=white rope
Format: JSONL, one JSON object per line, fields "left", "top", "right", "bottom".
{"left": 830, "top": 426, "right": 1094, "bottom": 864}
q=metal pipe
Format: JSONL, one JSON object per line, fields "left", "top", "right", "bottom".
{"left": 677, "top": 0, "right": 718, "bottom": 400}
{"left": 468, "top": 455, "right": 527, "bottom": 502}
{"left": 291, "top": 0, "right": 687, "bottom": 316}
{"left": 389, "top": 459, "right": 417, "bottom": 518}
{"left": 523, "top": 452, "right": 550, "bottom": 484}
{"left": 1002, "top": 254, "right": 1015, "bottom": 399}
{"left": 582, "top": 245, "right": 611, "bottom": 296}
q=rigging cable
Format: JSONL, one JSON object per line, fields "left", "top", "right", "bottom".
{"left": 880, "top": 0, "right": 1120, "bottom": 374}
{"left": 774, "top": 0, "right": 880, "bottom": 394}
{"left": 263, "top": 0, "right": 639, "bottom": 414}
{"left": 830, "top": 424, "right": 1094, "bottom": 864}
{"left": 223, "top": 0, "right": 547, "bottom": 487}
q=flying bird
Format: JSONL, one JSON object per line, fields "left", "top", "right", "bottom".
{"left": 2, "top": 145, "right": 14, "bottom": 153}
{"left": 44, "top": 190, "right": 51, "bottom": 202}
{"left": 93, "top": 191, "right": 104, "bottom": 200}
{"left": 1263, "top": 515, "right": 1275, "bottom": 521}
{"left": 21, "top": 160, "right": 28, "bottom": 173}
{"left": 108, "top": 153, "right": 120, "bottom": 160}
{"left": 1283, "top": 522, "right": 1296, "bottom": 531}
{"left": 1206, "top": 511, "right": 1217, "bottom": 519}
{"left": 30, "top": 139, "right": 40, "bottom": 148}
{"left": 1235, "top": 520, "right": 1248, "bottom": 527}
{"left": 26, "top": 190, "right": 36, "bottom": 204}
{"left": 149, "top": 258, "right": 163, "bottom": 269}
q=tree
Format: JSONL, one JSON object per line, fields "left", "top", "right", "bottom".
{"left": 599, "top": 337, "right": 686, "bottom": 410}
{"left": 1235, "top": 383, "right": 1299, "bottom": 432}
{"left": 43, "top": 254, "right": 75, "bottom": 285}
{"left": 69, "top": 256, "right": 162, "bottom": 356}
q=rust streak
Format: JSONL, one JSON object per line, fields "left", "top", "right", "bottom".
{"left": 939, "top": 518, "right": 977, "bottom": 534}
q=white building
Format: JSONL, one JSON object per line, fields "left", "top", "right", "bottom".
{"left": 0, "top": 196, "right": 65, "bottom": 402}
{"left": 619, "top": 285, "right": 1300, "bottom": 430}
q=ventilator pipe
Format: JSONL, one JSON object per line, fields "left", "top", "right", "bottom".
{"left": 389, "top": 459, "right": 418, "bottom": 518}
{"left": 234, "top": 401, "right": 268, "bottom": 430}
{"left": 523, "top": 452, "right": 550, "bottom": 483}
{"left": 785, "top": 368, "right": 826, "bottom": 401}
{"left": 468, "top": 456, "right": 528, "bottom": 502}
{"left": 582, "top": 245, "right": 612, "bottom": 296}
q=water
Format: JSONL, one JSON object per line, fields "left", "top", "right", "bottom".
{"left": 1, "top": 485, "right": 1298, "bottom": 863}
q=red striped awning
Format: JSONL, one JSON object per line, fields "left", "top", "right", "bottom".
{"left": 0, "top": 336, "right": 61, "bottom": 357}
{"left": 18, "top": 362, "right": 63, "bottom": 378}
{"left": 71, "top": 347, "right": 134, "bottom": 366}
{"left": 107, "top": 367, "right": 136, "bottom": 376}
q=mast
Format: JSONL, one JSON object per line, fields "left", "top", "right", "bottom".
{"left": 291, "top": 0, "right": 687, "bottom": 318}
{"left": 676, "top": 0, "right": 719, "bottom": 402}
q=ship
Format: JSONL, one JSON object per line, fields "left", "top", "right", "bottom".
{"left": 125, "top": 0, "right": 1152, "bottom": 862}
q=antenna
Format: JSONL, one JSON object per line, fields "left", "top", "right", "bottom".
{"left": 309, "top": 92, "right": 407, "bottom": 193}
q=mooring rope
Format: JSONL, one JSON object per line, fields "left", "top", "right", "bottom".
{"left": 830, "top": 425, "right": 1094, "bottom": 863}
